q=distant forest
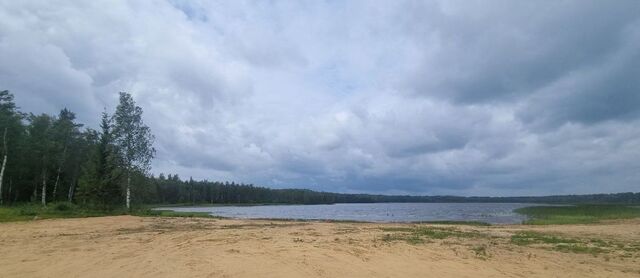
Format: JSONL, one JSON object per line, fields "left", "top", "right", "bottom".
{"left": 0, "top": 90, "right": 638, "bottom": 209}
{"left": 151, "top": 174, "right": 640, "bottom": 205}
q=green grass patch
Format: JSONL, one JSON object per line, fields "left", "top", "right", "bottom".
{"left": 515, "top": 205, "right": 640, "bottom": 225}
{"left": 510, "top": 231, "right": 617, "bottom": 255}
{"left": 553, "top": 244, "right": 606, "bottom": 255}
{"left": 410, "top": 220, "right": 491, "bottom": 226}
{"left": 133, "top": 209, "right": 215, "bottom": 218}
{"left": 511, "top": 231, "right": 580, "bottom": 246}
{"left": 0, "top": 204, "right": 219, "bottom": 223}
{"left": 0, "top": 203, "right": 122, "bottom": 222}
{"left": 380, "top": 226, "right": 485, "bottom": 244}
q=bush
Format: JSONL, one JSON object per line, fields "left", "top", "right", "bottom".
{"left": 18, "top": 207, "right": 37, "bottom": 216}
{"left": 53, "top": 202, "right": 76, "bottom": 211}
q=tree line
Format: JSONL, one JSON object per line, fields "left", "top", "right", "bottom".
{"left": 148, "top": 174, "right": 640, "bottom": 205}
{"left": 0, "top": 90, "right": 154, "bottom": 210}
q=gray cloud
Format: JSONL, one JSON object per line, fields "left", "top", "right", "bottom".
{"left": 1, "top": 0, "right": 639, "bottom": 196}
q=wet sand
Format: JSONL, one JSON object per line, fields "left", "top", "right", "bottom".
{"left": 1, "top": 216, "right": 639, "bottom": 277}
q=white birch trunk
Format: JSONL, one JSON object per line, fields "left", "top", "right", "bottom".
{"left": 68, "top": 181, "right": 75, "bottom": 202}
{"left": 0, "top": 154, "right": 6, "bottom": 205}
{"left": 32, "top": 183, "right": 37, "bottom": 202}
{"left": 0, "top": 127, "right": 7, "bottom": 205}
{"left": 52, "top": 170, "right": 60, "bottom": 201}
{"left": 52, "top": 145, "right": 67, "bottom": 201}
{"left": 126, "top": 171, "right": 131, "bottom": 210}
{"left": 41, "top": 170, "right": 47, "bottom": 206}
{"left": 8, "top": 178, "right": 12, "bottom": 203}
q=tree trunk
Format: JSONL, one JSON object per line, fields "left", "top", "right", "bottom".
{"left": 12, "top": 179, "right": 17, "bottom": 203}
{"left": 0, "top": 127, "right": 7, "bottom": 205}
{"left": 41, "top": 169, "right": 47, "bottom": 206}
{"left": 67, "top": 179, "right": 76, "bottom": 202}
{"left": 7, "top": 178, "right": 12, "bottom": 205}
{"left": 52, "top": 146, "right": 67, "bottom": 201}
{"left": 67, "top": 163, "right": 80, "bottom": 202}
{"left": 0, "top": 155, "right": 6, "bottom": 205}
{"left": 126, "top": 170, "right": 131, "bottom": 210}
{"left": 32, "top": 183, "right": 38, "bottom": 202}
{"left": 67, "top": 183, "right": 74, "bottom": 202}
{"left": 52, "top": 170, "right": 60, "bottom": 201}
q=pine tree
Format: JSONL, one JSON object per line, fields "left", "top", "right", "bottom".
{"left": 78, "top": 112, "right": 122, "bottom": 209}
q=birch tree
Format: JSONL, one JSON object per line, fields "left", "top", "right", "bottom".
{"left": 0, "top": 90, "right": 22, "bottom": 205}
{"left": 112, "top": 92, "right": 155, "bottom": 210}
{"left": 28, "top": 114, "right": 54, "bottom": 206}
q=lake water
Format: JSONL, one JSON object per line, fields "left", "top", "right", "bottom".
{"left": 161, "top": 203, "right": 542, "bottom": 224}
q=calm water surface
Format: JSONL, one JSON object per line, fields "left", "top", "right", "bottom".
{"left": 161, "top": 203, "right": 542, "bottom": 224}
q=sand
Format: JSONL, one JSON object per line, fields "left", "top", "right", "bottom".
{"left": 1, "top": 216, "right": 639, "bottom": 278}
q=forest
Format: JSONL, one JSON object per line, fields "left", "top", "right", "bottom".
{"left": 0, "top": 89, "right": 638, "bottom": 210}
{"left": 0, "top": 90, "right": 154, "bottom": 210}
{"left": 150, "top": 175, "right": 640, "bottom": 205}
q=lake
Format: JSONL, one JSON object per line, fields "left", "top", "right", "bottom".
{"left": 160, "top": 203, "right": 542, "bottom": 224}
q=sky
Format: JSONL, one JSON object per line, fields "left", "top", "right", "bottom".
{"left": 1, "top": 1, "right": 639, "bottom": 196}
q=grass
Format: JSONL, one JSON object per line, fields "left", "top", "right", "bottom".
{"left": 510, "top": 231, "right": 611, "bottom": 256}
{"left": 380, "top": 226, "right": 486, "bottom": 244}
{"left": 133, "top": 209, "right": 217, "bottom": 218}
{"left": 0, "top": 204, "right": 218, "bottom": 222}
{"left": 410, "top": 220, "right": 491, "bottom": 226}
{"left": 553, "top": 244, "right": 606, "bottom": 255}
{"left": 515, "top": 205, "right": 640, "bottom": 225}
{"left": 0, "top": 202, "right": 122, "bottom": 222}
{"left": 511, "top": 231, "right": 580, "bottom": 245}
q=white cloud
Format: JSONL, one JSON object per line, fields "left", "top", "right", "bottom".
{"left": 2, "top": 0, "right": 639, "bottom": 195}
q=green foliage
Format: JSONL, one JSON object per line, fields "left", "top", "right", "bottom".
{"left": 0, "top": 204, "right": 216, "bottom": 222}
{"left": 49, "top": 108, "right": 83, "bottom": 202}
{"left": 0, "top": 203, "right": 121, "bottom": 222}
{"left": 149, "top": 176, "right": 640, "bottom": 205}
{"left": 0, "top": 90, "right": 154, "bottom": 211}
{"left": 112, "top": 92, "right": 155, "bottom": 210}
{"left": 112, "top": 92, "right": 155, "bottom": 174}
{"left": 0, "top": 90, "right": 25, "bottom": 205}
{"left": 515, "top": 205, "right": 640, "bottom": 225}
{"left": 77, "top": 112, "right": 123, "bottom": 210}
{"left": 53, "top": 202, "right": 76, "bottom": 211}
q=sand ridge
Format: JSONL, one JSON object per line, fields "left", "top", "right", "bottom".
{"left": 0, "top": 216, "right": 639, "bottom": 277}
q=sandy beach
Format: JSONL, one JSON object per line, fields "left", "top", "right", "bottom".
{"left": 1, "top": 216, "right": 639, "bottom": 278}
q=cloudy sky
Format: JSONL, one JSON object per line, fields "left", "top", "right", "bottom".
{"left": 1, "top": 1, "right": 639, "bottom": 196}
